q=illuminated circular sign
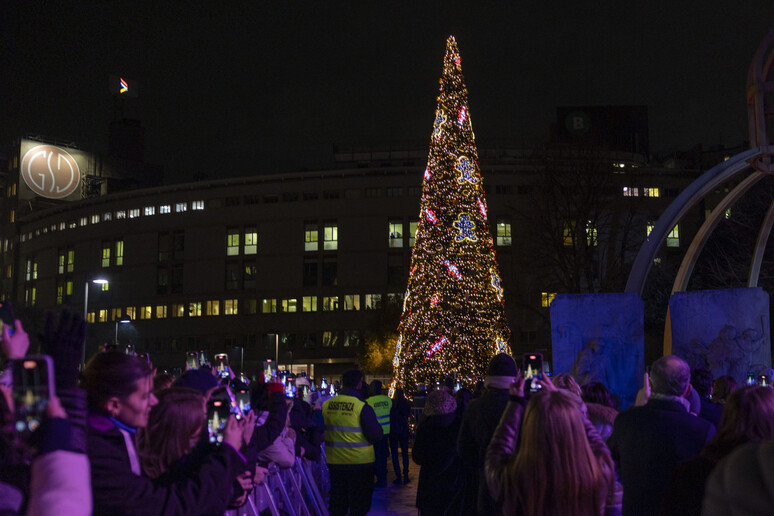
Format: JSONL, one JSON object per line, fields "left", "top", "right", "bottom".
{"left": 20, "top": 145, "right": 80, "bottom": 199}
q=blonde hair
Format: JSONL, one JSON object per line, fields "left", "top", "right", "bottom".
{"left": 506, "top": 389, "right": 614, "bottom": 516}
{"left": 137, "top": 388, "right": 206, "bottom": 479}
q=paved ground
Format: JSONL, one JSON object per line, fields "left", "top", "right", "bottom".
{"left": 369, "top": 451, "right": 420, "bottom": 516}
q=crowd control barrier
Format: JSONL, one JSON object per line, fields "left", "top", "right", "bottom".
{"left": 225, "top": 452, "right": 330, "bottom": 516}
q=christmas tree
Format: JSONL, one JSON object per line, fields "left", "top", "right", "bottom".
{"left": 393, "top": 36, "right": 511, "bottom": 392}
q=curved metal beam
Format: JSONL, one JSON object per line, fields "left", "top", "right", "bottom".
{"left": 672, "top": 170, "right": 765, "bottom": 293}
{"left": 625, "top": 148, "right": 760, "bottom": 297}
{"left": 748, "top": 196, "right": 774, "bottom": 287}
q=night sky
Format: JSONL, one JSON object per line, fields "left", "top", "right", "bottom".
{"left": 3, "top": 2, "right": 774, "bottom": 184}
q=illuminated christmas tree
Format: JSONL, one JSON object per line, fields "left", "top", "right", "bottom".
{"left": 393, "top": 36, "right": 511, "bottom": 392}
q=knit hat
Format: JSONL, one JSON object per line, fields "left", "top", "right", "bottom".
{"left": 172, "top": 368, "right": 219, "bottom": 395}
{"left": 485, "top": 353, "right": 517, "bottom": 390}
{"left": 370, "top": 380, "right": 383, "bottom": 396}
{"left": 424, "top": 390, "right": 457, "bottom": 416}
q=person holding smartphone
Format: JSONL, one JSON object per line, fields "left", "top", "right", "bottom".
{"left": 485, "top": 372, "right": 621, "bottom": 516}
{"left": 82, "top": 351, "right": 251, "bottom": 516}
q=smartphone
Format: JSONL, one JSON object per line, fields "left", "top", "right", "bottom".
{"left": 186, "top": 351, "right": 199, "bottom": 370}
{"left": 11, "top": 355, "right": 55, "bottom": 434}
{"left": 299, "top": 384, "right": 310, "bottom": 400}
{"left": 125, "top": 343, "right": 135, "bottom": 356}
{"left": 0, "top": 300, "right": 15, "bottom": 340}
{"left": 207, "top": 388, "right": 232, "bottom": 445}
{"left": 235, "top": 388, "right": 251, "bottom": 414}
{"left": 263, "top": 360, "right": 277, "bottom": 380}
{"left": 523, "top": 353, "right": 544, "bottom": 392}
{"left": 329, "top": 384, "right": 336, "bottom": 397}
{"left": 198, "top": 350, "right": 209, "bottom": 367}
{"left": 760, "top": 375, "right": 770, "bottom": 387}
{"left": 285, "top": 379, "right": 296, "bottom": 399}
{"left": 747, "top": 372, "right": 757, "bottom": 386}
{"left": 454, "top": 380, "right": 462, "bottom": 393}
{"left": 214, "top": 353, "right": 230, "bottom": 379}
{"left": 278, "top": 370, "right": 289, "bottom": 386}
{"left": 137, "top": 352, "right": 150, "bottom": 364}
{"left": 320, "top": 377, "right": 328, "bottom": 391}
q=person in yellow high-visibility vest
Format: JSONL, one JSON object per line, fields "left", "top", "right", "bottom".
{"left": 366, "top": 380, "right": 392, "bottom": 488}
{"left": 323, "top": 369, "right": 383, "bottom": 516}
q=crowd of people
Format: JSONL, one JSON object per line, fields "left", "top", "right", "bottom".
{"left": 3, "top": 309, "right": 774, "bottom": 515}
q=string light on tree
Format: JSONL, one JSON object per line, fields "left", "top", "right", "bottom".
{"left": 393, "top": 36, "right": 511, "bottom": 393}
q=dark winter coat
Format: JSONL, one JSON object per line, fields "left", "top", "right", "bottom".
{"left": 87, "top": 414, "right": 246, "bottom": 516}
{"left": 413, "top": 412, "right": 463, "bottom": 515}
{"left": 457, "top": 386, "right": 510, "bottom": 515}
{"left": 390, "top": 395, "right": 411, "bottom": 437}
{"left": 608, "top": 397, "right": 716, "bottom": 516}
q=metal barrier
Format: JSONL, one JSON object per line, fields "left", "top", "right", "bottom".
{"left": 225, "top": 452, "right": 330, "bottom": 516}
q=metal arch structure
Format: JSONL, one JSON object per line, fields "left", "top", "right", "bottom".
{"left": 624, "top": 149, "right": 759, "bottom": 297}
{"left": 626, "top": 25, "right": 774, "bottom": 298}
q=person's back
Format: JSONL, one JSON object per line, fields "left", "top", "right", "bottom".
{"left": 457, "top": 353, "right": 516, "bottom": 514}
{"left": 702, "top": 440, "right": 774, "bottom": 516}
{"left": 609, "top": 356, "right": 715, "bottom": 516}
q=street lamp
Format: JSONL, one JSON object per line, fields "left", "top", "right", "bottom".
{"left": 115, "top": 316, "right": 131, "bottom": 345}
{"left": 82, "top": 277, "right": 108, "bottom": 366}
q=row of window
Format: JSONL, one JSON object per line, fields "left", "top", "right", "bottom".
{"left": 81, "top": 293, "right": 402, "bottom": 322}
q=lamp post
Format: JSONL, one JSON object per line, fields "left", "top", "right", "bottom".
{"left": 274, "top": 333, "right": 279, "bottom": 366}
{"left": 82, "top": 277, "right": 108, "bottom": 366}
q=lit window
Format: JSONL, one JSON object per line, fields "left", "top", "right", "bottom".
{"left": 66, "top": 281, "right": 73, "bottom": 296}
{"left": 125, "top": 307, "right": 136, "bottom": 319}
{"left": 98, "top": 310, "right": 107, "bottom": 323}
{"left": 389, "top": 222, "right": 403, "bottom": 247}
{"left": 282, "top": 298, "right": 297, "bottom": 313}
{"left": 322, "top": 331, "right": 337, "bottom": 347}
{"left": 206, "top": 300, "right": 220, "bottom": 316}
{"left": 189, "top": 302, "right": 202, "bottom": 317}
{"left": 56, "top": 285, "right": 63, "bottom": 305}
{"left": 160, "top": 205, "right": 171, "bottom": 214}
{"left": 59, "top": 221, "right": 66, "bottom": 230}
{"left": 387, "top": 293, "right": 402, "bottom": 305}
{"left": 261, "top": 299, "right": 277, "bottom": 313}
{"left": 9, "top": 210, "right": 14, "bottom": 223}
{"left": 646, "top": 222, "right": 655, "bottom": 237}
{"left": 144, "top": 206, "right": 155, "bottom": 216}
{"left": 175, "top": 202, "right": 187, "bottom": 213}
{"left": 643, "top": 188, "right": 660, "bottom": 198}
{"left": 496, "top": 220, "right": 512, "bottom": 246}
{"left": 24, "top": 259, "right": 31, "bottom": 281}
{"left": 91, "top": 214, "right": 100, "bottom": 224}
{"left": 156, "top": 305, "right": 167, "bottom": 319}
{"left": 86, "top": 312, "right": 95, "bottom": 323}
{"left": 192, "top": 200, "right": 205, "bottom": 210}
{"left": 323, "top": 224, "right": 338, "bottom": 250}
{"left": 67, "top": 250, "right": 75, "bottom": 273}
{"left": 302, "top": 296, "right": 317, "bottom": 312}
{"left": 226, "top": 229, "right": 240, "bottom": 256}
{"left": 323, "top": 296, "right": 338, "bottom": 311}
{"left": 100, "top": 282, "right": 109, "bottom": 292}
{"left": 115, "top": 241, "right": 124, "bottom": 266}
{"left": 304, "top": 224, "right": 319, "bottom": 251}
{"left": 116, "top": 210, "right": 126, "bottom": 219}
{"left": 171, "top": 304, "right": 185, "bottom": 318}
{"left": 80, "top": 217, "right": 88, "bottom": 226}
{"left": 244, "top": 230, "right": 257, "bottom": 255}
{"left": 343, "top": 295, "right": 360, "bottom": 311}
{"left": 140, "top": 306, "right": 152, "bottom": 320}
{"left": 667, "top": 225, "right": 680, "bottom": 248}
{"left": 364, "top": 294, "right": 382, "bottom": 310}
{"left": 111, "top": 309, "right": 122, "bottom": 321}
{"left": 6, "top": 266, "right": 11, "bottom": 279}
{"left": 129, "top": 209, "right": 140, "bottom": 218}
{"left": 103, "top": 212, "right": 112, "bottom": 221}
{"left": 586, "top": 222, "right": 598, "bottom": 247}
{"left": 224, "top": 299, "right": 238, "bottom": 315}
{"left": 541, "top": 292, "right": 556, "bottom": 308}
{"left": 409, "top": 221, "right": 418, "bottom": 247}
{"left": 102, "top": 244, "right": 111, "bottom": 267}
{"left": 622, "top": 187, "right": 639, "bottom": 197}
